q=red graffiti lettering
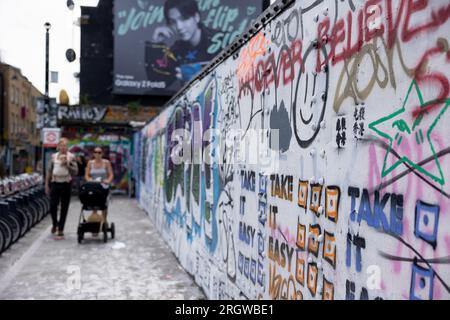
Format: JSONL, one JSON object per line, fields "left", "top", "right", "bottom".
{"left": 319, "top": 0, "right": 450, "bottom": 66}
{"left": 239, "top": 40, "right": 303, "bottom": 96}
{"left": 402, "top": 0, "right": 450, "bottom": 43}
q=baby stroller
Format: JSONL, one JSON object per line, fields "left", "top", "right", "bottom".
{"left": 77, "top": 181, "right": 115, "bottom": 243}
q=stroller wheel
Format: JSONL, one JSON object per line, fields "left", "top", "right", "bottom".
{"left": 110, "top": 223, "right": 115, "bottom": 239}
{"left": 102, "top": 224, "right": 108, "bottom": 243}
{"left": 77, "top": 227, "right": 84, "bottom": 244}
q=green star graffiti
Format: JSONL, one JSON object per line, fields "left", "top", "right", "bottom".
{"left": 369, "top": 80, "right": 450, "bottom": 186}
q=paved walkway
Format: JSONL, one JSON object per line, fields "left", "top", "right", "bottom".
{"left": 0, "top": 196, "right": 205, "bottom": 300}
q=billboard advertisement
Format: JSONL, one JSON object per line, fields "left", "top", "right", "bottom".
{"left": 113, "top": 0, "right": 264, "bottom": 96}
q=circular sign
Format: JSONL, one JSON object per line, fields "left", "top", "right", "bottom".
{"left": 46, "top": 131, "right": 57, "bottom": 143}
{"left": 66, "top": 49, "right": 76, "bottom": 62}
{"left": 42, "top": 128, "right": 61, "bottom": 147}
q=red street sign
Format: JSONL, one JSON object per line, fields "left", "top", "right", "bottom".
{"left": 42, "top": 128, "right": 61, "bottom": 148}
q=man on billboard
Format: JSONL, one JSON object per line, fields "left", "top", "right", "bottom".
{"left": 146, "top": 0, "right": 216, "bottom": 86}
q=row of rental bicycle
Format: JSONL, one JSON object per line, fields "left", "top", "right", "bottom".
{"left": 0, "top": 173, "right": 49, "bottom": 255}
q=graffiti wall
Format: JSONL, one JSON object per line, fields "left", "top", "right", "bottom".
{"left": 134, "top": 0, "right": 450, "bottom": 299}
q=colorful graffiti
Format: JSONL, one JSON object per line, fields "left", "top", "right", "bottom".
{"left": 133, "top": 0, "right": 450, "bottom": 299}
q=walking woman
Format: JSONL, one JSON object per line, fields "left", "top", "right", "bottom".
{"left": 45, "top": 137, "right": 78, "bottom": 239}
{"left": 85, "top": 147, "right": 114, "bottom": 185}
{"left": 85, "top": 147, "right": 114, "bottom": 219}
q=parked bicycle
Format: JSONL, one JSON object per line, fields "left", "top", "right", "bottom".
{"left": 0, "top": 173, "right": 50, "bottom": 255}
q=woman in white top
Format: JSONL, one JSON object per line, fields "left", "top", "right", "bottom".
{"left": 84, "top": 147, "right": 114, "bottom": 229}
{"left": 45, "top": 137, "right": 78, "bottom": 239}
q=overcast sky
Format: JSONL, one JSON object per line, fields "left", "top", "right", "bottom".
{"left": 0, "top": 0, "right": 99, "bottom": 105}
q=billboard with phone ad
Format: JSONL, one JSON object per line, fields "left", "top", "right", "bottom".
{"left": 113, "top": 0, "right": 264, "bottom": 96}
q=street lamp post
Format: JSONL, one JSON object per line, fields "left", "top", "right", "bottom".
{"left": 43, "top": 22, "right": 51, "bottom": 179}
{"left": 67, "top": 0, "right": 75, "bottom": 10}
{"left": 44, "top": 22, "right": 51, "bottom": 97}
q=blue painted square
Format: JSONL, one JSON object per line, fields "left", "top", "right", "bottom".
{"left": 244, "top": 257, "right": 250, "bottom": 278}
{"left": 238, "top": 252, "right": 244, "bottom": 274}
{"left": 258, "top": 201, "right": 267, "bottom": 225}
{"left": 250, "top": 259, "right": 257, "bottom": 284}
{"left": 414, "top": 201, "right": 439, "bottom": 248}
{"left": 257, "top": 261, "right": 264, "bottom": 286}
{"left": 410, "top": 261, "right": 434, "bottom": 300}
{"left": 258, "top": 231, "right": 265, "bottom": 256}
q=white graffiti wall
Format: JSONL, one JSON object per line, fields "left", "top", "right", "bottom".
{"left": 133, "top": 0, "right": 450, "bottom": 300}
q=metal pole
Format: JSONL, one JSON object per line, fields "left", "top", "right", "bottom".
{"left": 45, "top": 28, "right": 49, "bottom": 97}
{"left": 43, "top": 23, "right": 50, "bottom": 180}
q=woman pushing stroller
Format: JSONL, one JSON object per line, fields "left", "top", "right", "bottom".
{"left": 84, "top": 147, "right": 114, "bottom": 226}
{"left": 85, "top": 147, "right": 114, "bottom": 186}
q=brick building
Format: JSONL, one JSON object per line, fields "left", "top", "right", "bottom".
{"left": 0, "top": 62, "right": 43, "bottom": 175}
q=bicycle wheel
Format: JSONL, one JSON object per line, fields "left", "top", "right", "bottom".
{"left": 5, "top": 215, "right": 21, "bottom": 244}
{"left": 0, "top": 218, "right": 13, "bottom": 251}
{"left": 13, "top": 209, "right": 29, "bottom": 237}
{"left": 43, "top": 196, "right": 50, "bottom": 215}
{"left": 16, "top": 208, "right": 33, "bottom": 237}
{"left": 35, "top": 198, "right": 46, "bottom": 221}
{"left": 27, "top": 203, "right": 39, "bottom": 226}
{"left": 0, "top": 230, "right": 4, "bottom": 256}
